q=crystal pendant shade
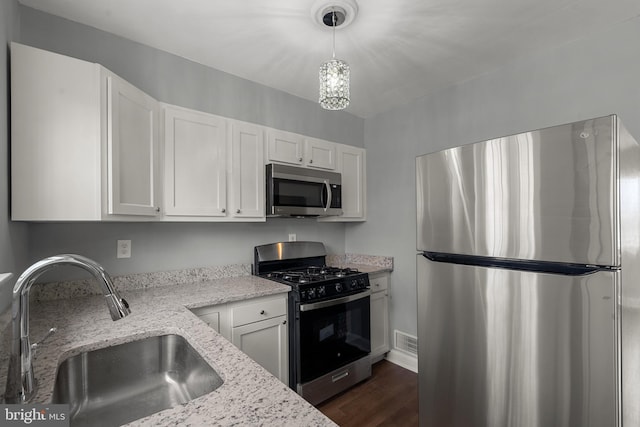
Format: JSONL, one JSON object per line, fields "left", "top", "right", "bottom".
{"left": 319, "top": 58, "right": 350, "bottom": 110}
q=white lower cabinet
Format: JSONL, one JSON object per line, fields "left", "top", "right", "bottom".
{"left": 369, "top": 273, "right": 390, "bottom": 363}
{"left": 231, "top": 315, "right": 288, "bottom": 384}
{"left": 190, "top": 304, "right": 229, "bottom": 337}
{"left": 192, "top": 294, "right": 288, "bottom": 384}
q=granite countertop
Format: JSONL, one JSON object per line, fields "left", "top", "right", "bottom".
{"left": 327, "top": 253, "right": 394, "bottom": 274}
{"left": 0, "top": 275, "right": 337, "bottom": 426}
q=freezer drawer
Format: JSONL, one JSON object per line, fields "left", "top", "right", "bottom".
{"left": 417, "top": 255, "right": 618, "bottom": 427}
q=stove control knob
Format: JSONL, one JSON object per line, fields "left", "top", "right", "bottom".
{"left": 300, "top": 290, "right": 307, "bottom": 300}
{"left": 317, "top": 286, "right": 326, "bottom": 297}
{"left": 308, "top": 288, "right": 317, "bottom": 299}
{"left": 351, "top": 279, "right": 359, "bottom": 289}
{"left": 335, "top": 283, "right": 343, "bottom": 293}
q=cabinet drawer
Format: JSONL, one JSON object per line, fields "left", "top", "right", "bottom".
{"left": 369, "top": 274, "right": 388, "bottom": 292}
{"left": 231, "top": 296, "right": 287, "bottom": 327}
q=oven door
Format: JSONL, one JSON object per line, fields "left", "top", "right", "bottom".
{"left": 298, "top": 290, "right": 371, "bottom": 384}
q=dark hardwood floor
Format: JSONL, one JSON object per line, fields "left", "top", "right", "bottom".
{"left": 316, "top": 360, "right": 419, "bottom": 426}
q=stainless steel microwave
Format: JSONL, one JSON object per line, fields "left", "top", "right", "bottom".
{"left": 266, "top": 163, "right": 342, "bottom": 217}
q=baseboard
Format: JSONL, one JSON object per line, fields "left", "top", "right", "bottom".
{"left": 385, "top": 349, "right": 418, "bottom": 373}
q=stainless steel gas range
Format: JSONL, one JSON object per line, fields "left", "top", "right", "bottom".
{"left": 254, "top": 241, "right": 371, "bottom": 405}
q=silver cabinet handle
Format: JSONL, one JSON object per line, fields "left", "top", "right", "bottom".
{"left": 221, "top": 208, "right": 226, "bottom": 213}
{"left": 260, "top": 310, "right": 265, "bottom": 315}
{"left": 298, "top": 157, "right": 303, "bottom": 162}
{"left": 282, "top": 320, "right": 287, "bottom": 325}
{"left": 155, "top": 207, "right": 160, "bottom": 213}
{"left": 309, "top": 159, "right": 313, "bottom": 164}
{"left": 236, "top": 209, "right": 241, "bottom": 214}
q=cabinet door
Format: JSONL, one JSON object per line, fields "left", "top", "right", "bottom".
{"left": 370, "top": 290, "right": 390, "bottom": 359}
{"left": 11, "top": 42, "right": 102, "bottom": 221}
{"left": 230, "top": 121, "right": 265, "bottom": 219}
{"left": 163, "top": 106, "right": 227, "bottom": 217}
{"left": 338, "top": 145, "right": 366, "bottom": 219}
{"left": 107, "top": 74, "right": 161, "bottom": 216}
{"left": 192, "top": 304, "right": 230, "bottom": 338}
{"left": 231, "top": 315, "right": 289, "bottom": 384}
{"left": 267, "top": 129, "right": 304, "bottom": 165}
{"left": 320, "top": 144, "right": 367, "bottom": 222}
{"left": 304, "top": 138, "right": 336, "bottom": 170}
{"left": 198, "top": 312, "right": 221, "bottom": 333}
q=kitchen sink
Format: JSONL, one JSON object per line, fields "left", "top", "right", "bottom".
{"left": 51, "top": 334, "right": 223, "bottom": 427}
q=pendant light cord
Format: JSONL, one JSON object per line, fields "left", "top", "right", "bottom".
{"left": 332, "top": 10, "right": 336, "bottom": 59}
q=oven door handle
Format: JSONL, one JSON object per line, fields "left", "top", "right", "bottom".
{"left": 299, "top": 289, "right": 371, "bottom": 312}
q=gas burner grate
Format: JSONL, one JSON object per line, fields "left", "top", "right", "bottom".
{"left": 266, "top": 266, "right": 361, "bottom": 285}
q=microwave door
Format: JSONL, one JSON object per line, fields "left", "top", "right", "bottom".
{"left": 266, "top": 163, "right": 343, "bottom": 217}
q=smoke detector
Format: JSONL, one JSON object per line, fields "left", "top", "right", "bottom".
{"left": 311, "top": 0, "right": 359, "bottom": 29}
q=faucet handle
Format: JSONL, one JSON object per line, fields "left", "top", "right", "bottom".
{"left": 30, "top": 327, "right": 57, "bottom": 355}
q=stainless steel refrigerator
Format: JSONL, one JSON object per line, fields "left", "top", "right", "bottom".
{"left": 416, "top": 115, "right": 640, "bottom": 427}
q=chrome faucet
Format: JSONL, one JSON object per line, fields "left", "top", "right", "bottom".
{"left": 4, "top": 254, "right": 131, "bottom": 403}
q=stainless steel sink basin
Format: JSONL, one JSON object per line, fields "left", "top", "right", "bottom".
{"left": 51, "top": 334, "right": 223, "bottom": 426}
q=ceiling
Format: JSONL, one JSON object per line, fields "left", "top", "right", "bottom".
{"left": 18, "top": 0, "right": 640, "bottom": 118}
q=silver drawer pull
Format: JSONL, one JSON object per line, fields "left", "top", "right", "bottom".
{"left": 332, "top": 370, "right": 349, "bottom": 382}
{"left": 260, "top": 310, "right": 266, "bottom": 315}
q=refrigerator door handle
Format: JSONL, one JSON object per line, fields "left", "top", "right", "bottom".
{"left": 422, "top": 251, "right": 617, "bottom": 276}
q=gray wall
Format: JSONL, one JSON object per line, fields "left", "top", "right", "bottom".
{"left": 0, "top": 0, "right": 29, "bottom": 313}
{"left": 15, "top": 6, "right": 365, "bottom": 280}
{"left": 28, "top": 220, "right": 346, "bottom": 279}
{"left": 348, "top": 16, "right": 640, "bottom": 338}
{"left": 18, "top": 7, "right": 364, "bottom": 147}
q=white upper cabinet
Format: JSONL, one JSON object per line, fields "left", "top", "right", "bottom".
{"left": 162, "top": 104, "right": 227, "bottom": 218}
{"left": 107, "top": 74, "right": 161, "bottom": 216}
{"left": 266, "top": 129, "right": 336, "bottom": 170}
{"left": 304, "top": 137, "right": 336, "bottom": 170}
{"left": 266, "top": 129, "right": 304, "bottom": 166}
{"left": 320, "top": 144, "right": 366, "bottom": 222}
{"left": 230, "top": 121, "right": 265, "bottom": 219}
{"left": 10, "top": 43, "right": 363, "bottom": 223}
{"left": 10, "top": 42, "right": 161, "bottom": 221}
{"left": 339, "top": 145, "right": 366, "bottom": 219}
{"left": 161, "top": 106, "right": 266, "bottom": 222}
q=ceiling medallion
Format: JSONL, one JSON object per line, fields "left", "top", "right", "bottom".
{"left": 313, "top": 0, "right": 358, "bottom": 111}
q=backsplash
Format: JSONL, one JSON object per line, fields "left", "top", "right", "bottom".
{"left": 30, "top": 264, "right": 252, "bottom": 302}
{"left": 29, "top": 253, "right": 392, "bottom": 302}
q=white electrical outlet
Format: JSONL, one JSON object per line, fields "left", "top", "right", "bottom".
{"left": 288, "top": 234, "right": 297, "bottom": 242}
{"left": 117, "top": 240, "right": 131, "bottom": 258}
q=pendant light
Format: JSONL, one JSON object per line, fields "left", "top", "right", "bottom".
{"left": 315, "top": 1, "right": 357, "bottom": 110}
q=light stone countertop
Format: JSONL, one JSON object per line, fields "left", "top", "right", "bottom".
{"left": 0, "top": 275, "right": 337, "bottom": 426}
{"left": 327, "top": 253, "right": 394, "bottom": 274}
